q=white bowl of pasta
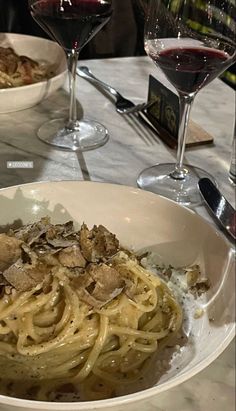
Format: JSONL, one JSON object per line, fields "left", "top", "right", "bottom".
{"left": 0, "top": 33, "right": 67, "bottom": 113}
{"left": 0, "top": 181, "right": 235, "bottom": 411}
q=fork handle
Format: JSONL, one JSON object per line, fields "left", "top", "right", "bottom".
{"left": 77, "top": 66, "right": 119, "bottom": 98}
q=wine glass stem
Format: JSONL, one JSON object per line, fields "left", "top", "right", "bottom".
{"left": 67, "top": 50, "right": 80, "bottom": 130}
{"left": 171, "top": 94, "right": 193, "bottom": 180}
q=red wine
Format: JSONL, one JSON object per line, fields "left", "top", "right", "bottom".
{"left": 30, "top": 0, "right": 112, "bottom": 52}
{"left": 150, "top": 46, "right": 230, "bottom": 94}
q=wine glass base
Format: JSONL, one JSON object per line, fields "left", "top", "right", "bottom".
{"left": 37, "top": 118, "right": 109, "bottom": 151}
{"left": 137, "top": 163, "right": 215, "bottom": 207}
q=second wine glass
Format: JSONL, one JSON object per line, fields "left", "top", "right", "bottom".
{"left": 137, "top": 0, "right": 236, "bottom": 206}
{"left": 29, "top": 0, "right": 113, "bottom": 151}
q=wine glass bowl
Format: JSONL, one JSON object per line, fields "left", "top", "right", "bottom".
{"left": 28, "top": 0, "right": 113, "bottom": 151}
{"left": 137, "top": 0, "right": 236, "bottom": 206}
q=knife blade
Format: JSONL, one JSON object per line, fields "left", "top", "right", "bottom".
{"left": 198, "top": 178, "right": 236, "bottom": 241}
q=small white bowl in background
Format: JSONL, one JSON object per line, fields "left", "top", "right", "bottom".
{"left": 0, "top": 33, "right": 67, "bottom": 113}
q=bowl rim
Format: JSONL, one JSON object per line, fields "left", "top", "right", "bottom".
{"left": 0, "top": 179, "right": 235, "bottom": 409}
{"left": 0, "top": 32, "right": 67, "bottom": 93}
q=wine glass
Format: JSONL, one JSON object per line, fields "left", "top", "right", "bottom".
{"left": 29, "top": 0, "right": 113, "bottom": 151}
{"left": 137, "top": 0, "right": 236, "bottom": 206}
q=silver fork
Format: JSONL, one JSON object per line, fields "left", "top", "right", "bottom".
{"left": 77, "top": 66, "right": 149, "bottom": 114}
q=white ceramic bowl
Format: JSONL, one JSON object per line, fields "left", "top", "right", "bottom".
{"left": 0, "top": 33, "right": 67, "bottom": 113}
{"left": 0, "top": 181, "right": 235, "bottom": 411}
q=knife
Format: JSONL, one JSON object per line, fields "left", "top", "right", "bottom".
{"left": 198, "top": 178, "right": 236, "bottom": 241}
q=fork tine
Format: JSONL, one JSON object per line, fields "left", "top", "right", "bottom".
{"left": 124, "top": 113, "right": 154, "bottom": 145}
{"left": 121, "top": 108, "right": 160, "bottom": 145}
{"left": 119, "top": 103, "right": 145, "bottom": 115}
{"left": 138, "top": 99, "right": 159, "bottom": 112}
{"left": 120, "top": 99, "right": 157, "bottom": 115}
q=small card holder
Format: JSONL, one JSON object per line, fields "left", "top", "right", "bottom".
{"left": 146, "top": 75, "right": 214, "bottom": 149}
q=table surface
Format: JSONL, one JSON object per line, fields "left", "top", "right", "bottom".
{"left": 0, "top": 56, "right": 235, "bottom": 411}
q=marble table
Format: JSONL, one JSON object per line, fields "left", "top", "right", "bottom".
{"left": 0, "top": 56, "right": 235, "bottom": 411}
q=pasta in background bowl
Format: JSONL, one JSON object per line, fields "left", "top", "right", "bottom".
{"left": 0, "top": 33, "right": 67, "bottom": 113}
{"left": 0, "top": 181, "right": 235, "bottom": 411}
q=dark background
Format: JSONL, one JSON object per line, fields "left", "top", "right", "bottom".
{"left": 0, "top": 0, "right": 145, "bottom": 59}
{"left": 0, "top": 0, "right": 235, "bottom": 88}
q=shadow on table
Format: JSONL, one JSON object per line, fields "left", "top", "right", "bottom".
{"left": 0, "top": 88, "right": 94, "bottom": 187}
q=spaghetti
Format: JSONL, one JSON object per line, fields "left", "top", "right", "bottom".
{"left": 0, "top": 219, "right": 182, "bottom": 401}
{"left": 0, "top": 46, "right": 54, "bottom": 89}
